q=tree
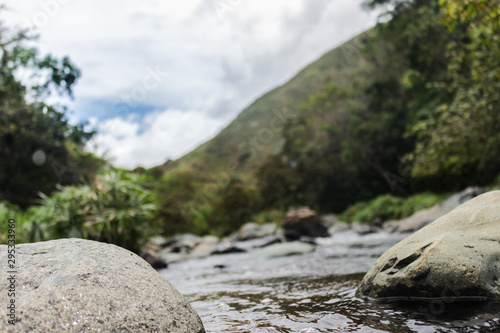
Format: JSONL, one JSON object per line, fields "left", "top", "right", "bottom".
{"left": 407, "top": 0, "right": 500, "bottom": 185}
{"left": 0, "top": 16, "right": 95, "bottom": 207}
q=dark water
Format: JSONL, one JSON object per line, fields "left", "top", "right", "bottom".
{"left": 160, "top": 231, "right": 500, "bottom": 332}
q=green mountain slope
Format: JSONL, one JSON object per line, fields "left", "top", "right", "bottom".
{"left": 159, "top": 29, "right": 375, "bottom": 183}
{"left": 149, "top": 0, "right": 500, "bottom": 237}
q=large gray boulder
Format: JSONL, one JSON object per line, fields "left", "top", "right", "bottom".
{"left": 0, "top": 239, "right": 205, "bottom": 332}
{"left": 358, "top": 191, "right": 500, "bottom": 300}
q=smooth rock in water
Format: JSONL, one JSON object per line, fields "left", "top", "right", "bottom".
{"left": 351, "top": 221, "right": 378, "bottom": 235}
{"left": 0, "top": 239, "right": 205, "bottom": 332}
{"left": 212, "top": 242, "right": 246, "bottom": 255}
{"left": 163, "top": 234, "right": 202, "bottom": 253}
{"left": 283, "top": 207, "right": 329, "bottom": 239}
{"left": 190, "top": 235, "right": 219, "bottom": 259}
{"left": 238, "top": 222, "right": 260, "bottom": 240}
{"left": 238, "top": 222, "right": 277, "bottom": 240}
{"left": 235, "top": 235, "right": 283, "bottom": 251}
{"left": 358, "top": 191, "right": 500, "bottom": 300}
{"left": 391, "top": 186, "right": 486, "bottom": 233}
{"left": 320, "top": 214, "right": 339, "bottom": 229}
{"left": 256, "top": 241, "right": 315, "bottom": 258}
{"left": 327, "top": 221, "right": 350, "bottom": 235}
{"left": 157, "top": 251, "right": 190, "bottom": 264}
{"left": 148, "top": 235, "right": 169, "bottom": 247}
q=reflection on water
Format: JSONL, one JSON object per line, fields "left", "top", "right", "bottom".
{"left": 160, "top": 231, "right": 500, "bottom": 332}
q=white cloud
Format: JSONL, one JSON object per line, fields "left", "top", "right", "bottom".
{"left": 88, "top": 109, "right": 224, "bottom": 169}
{"left": 3, "top": 0, "right": 381, "bottom": 169}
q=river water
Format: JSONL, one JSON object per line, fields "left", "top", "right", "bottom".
{"left": 160, "top": 231, "right": 500, "bottom": 332}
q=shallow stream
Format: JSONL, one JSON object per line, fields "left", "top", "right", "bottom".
{"left": 161, "top": 231, "right": 500, "bottom": 332}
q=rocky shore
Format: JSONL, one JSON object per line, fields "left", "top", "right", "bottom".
{"left": 1, "top": 188, "right": 496, "bottom": 332}
{"left": 142, "top": 187, "right": 488, "bottom": 269}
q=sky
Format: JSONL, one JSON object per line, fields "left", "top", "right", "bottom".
{"left": 4, "top": 0, "right": 380, "bottom": 169}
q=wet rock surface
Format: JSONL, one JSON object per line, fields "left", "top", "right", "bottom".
{"left": 0, "top": 239, "right": 205, "bottom": 333}
{"left": 358, "top": 191, "right": 500, "bottom": 300}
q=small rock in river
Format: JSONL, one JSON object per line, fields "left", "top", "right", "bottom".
{"left": 256, "top": 241, "right": 315, "bottom": 258}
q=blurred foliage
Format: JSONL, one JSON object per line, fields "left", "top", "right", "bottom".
{"left": 407, "top": 0, "right": 500, "bottom": 184}
{"left": 25, "top": 170, "right": 158, "bottom": 253}
{"left": 150, "top": 170, "right": 262, "bottom": 237}
{"left": 0, "top": 201, "right": 24, "bottom": 244}
{"left": 255, "top": 0, "right": 499, "bottom": 216}
{"left": 3, "top": 1, "right": 497, "bottom": 241}
{"left": 150, "top": 171, "right": 202, "bottom": 236}
{"left": 340, "top": 192, "right": 446, "bottom": 223}
{"left": 206, "top": 179, "right": 262, "bottom": 236}
{"left": 0, "top": 15, "right": 98, "bottom": 208}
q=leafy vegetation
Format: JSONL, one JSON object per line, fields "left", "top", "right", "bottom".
{"left": 407, "top": 0, "right": 500, "bottom": 184}
{"left": 340, "top": 193, "right": 446, "bottom": 223}
{"left": 1, "top": 170, "right": 158, "bottom": 253}
{"left": 250, "top": 0, "right": 500, "bottom": 217}
{"left": 30, "top": 170, "right": 158, "bottom": 253}
{"left": 0, "top": 16, "right": 97, "bottom": 208}
{"left": 1, "top": 0, "right": 499, "bottom": 244}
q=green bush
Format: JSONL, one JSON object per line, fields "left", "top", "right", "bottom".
{"left": 30, "top": 170, "right": 158, "bottom": 253}
{"left": 340, "top": 192, "right": 446, "bottom": 223}
{"left": 340, "top": 195, "right": 403, "bottom": 223}
{"left": 0, "top": 202, "right": 27, "bottom": 244}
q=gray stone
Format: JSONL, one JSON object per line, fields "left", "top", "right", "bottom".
{"left": 157, "top": 251, "right": 190, "bottom": 264}
{"left": 358, "top": 191, "right": 500, "bottom": 300}
{"left": 238, "top": 222, "right": 277, "bottom": 240}
{"left": 190, "top": 235, "right": 219, "bottom": 259}
{"left": 163, "top": 234, "right": 202, "bottom": 253}
{"left": 238, "top": 223, "right": 260, "bottom": 240}
{"left": 257, "top": 223, "right": 278, "bottom": 238}
{"left": 327, "top": 221, "right": 350, "bottom": 235}
{"left": 148, "top": 235, "right": 169, "bottom": 247}
{"left": 256, "top": 241, "right": 315, "bottom": 258}
{"left": 320, "top": 214, "right": 339, "bottom": 229}
{"left": 212, "top": 243, "right": 246, "bottom": 255}
{"left": 235, "top": 235, "right": 283, "bottom": 251}
{"left": 0, "top": 239, "right": 205, "bottom": 332}
{"left": 381, "top": 220, "right": 399, "bottom": 233}
{"left": 350, "top": 221, "right": 377, "bottom": 235}
{"left": 392, "top": 186, "right": 486, "bottom": 233}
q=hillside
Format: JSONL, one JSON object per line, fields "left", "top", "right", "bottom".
{"left": 156, "top": 29, "right": 375, "bottom": 182}
{"left": 149, "top": 0, "right": 500, "bottom": 236}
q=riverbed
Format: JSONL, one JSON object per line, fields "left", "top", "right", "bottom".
{"left": 160, "top": 231, "right": 500, "bottom": 332}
